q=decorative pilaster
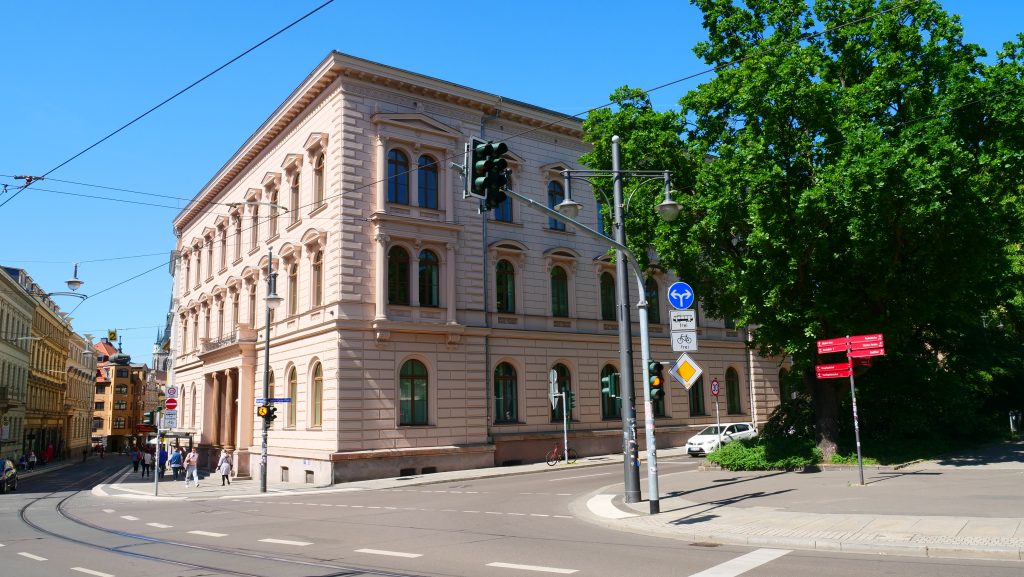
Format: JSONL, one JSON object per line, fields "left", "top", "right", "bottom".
{"left": 374, "top": 230, "right": 388, "bottom": 321}
{"left": 446, "top": 242, "right": 457, "bottom": 324}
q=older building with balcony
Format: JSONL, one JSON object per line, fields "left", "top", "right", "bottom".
{"left": 0, "top": 267, "right": 34, "bottom": 460}
{"left": 170, "top": 52, "right": 788, "bottom": 484}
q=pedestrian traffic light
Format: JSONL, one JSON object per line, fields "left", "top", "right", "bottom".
{"left": 601, "top": 372, "right": 619, "bottom": 398}
{"left": 568, "top": 390, "right": 576, "bottom": 409}
{"left": 143, "top": 411, "right": 153, "bottom": 425}
{"left": 257, "top": 404, "right": 278, "bottom": 423}
{"left": 468, "top": 138, "right": 509, "bottom": 210}
{"left": 649, "top": 361, "right": 665, "bottom": 400}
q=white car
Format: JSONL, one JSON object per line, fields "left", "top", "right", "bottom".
{"left": 686, "top": 423, "right": 758, "bottom": 456}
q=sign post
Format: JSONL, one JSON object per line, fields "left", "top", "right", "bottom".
{"left": 816, "top": 333, "right": 886, "bottom": 485}
{"left": 711, "top": 378, "right": 721, "bottom": 449}
{"left": 549, "top": 370, "right": 569, "bottom": 466}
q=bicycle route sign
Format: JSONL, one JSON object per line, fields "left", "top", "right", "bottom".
{"left": 672, "top": 329, "right": 698, "bottom": 352}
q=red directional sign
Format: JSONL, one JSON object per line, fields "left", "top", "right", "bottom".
{"left": 817, "top": 337, "right": 848, "bottom": 348}
{"left": 165, "top": 398, "right": 178, "bottom": 410}
{"left": 817, "top": 344, "right": 848, "bottom": 354}
{"left": 816, "top": 369, "right": 852, "bottom": 379}
{"left": 849, "top": 334, "right": 884, "bottom": 350}
{"left": 848, "top": 347, "right": 885, "bottom": 358}
{"left": 816, "top": 361, "right": 851, "bottom": 373}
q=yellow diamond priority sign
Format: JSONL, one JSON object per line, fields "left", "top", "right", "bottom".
{"left": 670, "top": 353, "right": 703, "bottom": 390}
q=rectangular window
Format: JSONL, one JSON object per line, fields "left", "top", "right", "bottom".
{"left": 115, "top": 385, "right": 128, "bottom": 395}
{"left": 95, "top": 401, "right": 104, "bottom": 410}
{"left": 116, "top": 368, "right": 128, "bottom": 378}
{"left": 689, "top": 377, "right": 706, "bottom": 416}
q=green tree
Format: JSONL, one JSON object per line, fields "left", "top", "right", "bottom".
{"left": 583, "top": 0, "right": 1024, "bottom": 457}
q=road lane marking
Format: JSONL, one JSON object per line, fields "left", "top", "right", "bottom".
{"left": 260, "top": 538, "right": 312, "bottom": 547}
{"left": 548, "top": 472, "right": 613, "bottom": 482}
{"left": 102, "top": 509, "right": 115, "bottom": 513}
{"left": 586, "top": 494, "right": 636, "bottom": 519}
{"left": 120, "top": 515, "right": 139, "bottom": 521}
{"left": 19, "top": 552, "right": 47, "bottom": 561}
{"left": 354, "top": 548, "right": 422, "bottom": 558}
{"left": 188, "top": 530, "right": 226, "bottom": 537}
{"left": 147, "top": 523, "right": 172, "bottom": 528}
{"left": 687, "top": 549, "right": 791, "bottom": 577}
{"left": 72, "top": 568, "right": 114, "bottom": 577}
{"left": 487, "top": 561, "right": 577, "bottom": 574}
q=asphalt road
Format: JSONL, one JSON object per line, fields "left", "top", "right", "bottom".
{"left": 1, "top": 455, "right": 1023, "bottom": 577}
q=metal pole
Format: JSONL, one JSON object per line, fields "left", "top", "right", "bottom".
{"left": 562, "top": 392, "right": 569, "bottom": 465}
{"left": 260, "top": 247, "right": 273, "bottom": 493}
{"left": 636, "top": 296, "right": 659, "bottom": 513}
{"left": 847, "top": 343, "right": 865, "bottom": 485}
{"left": 612, "top": 136, "right": 642, "bottom": 503}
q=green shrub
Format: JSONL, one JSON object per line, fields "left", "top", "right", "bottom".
{"left": 706, "top": 437, "right": 822, "bottom": 471}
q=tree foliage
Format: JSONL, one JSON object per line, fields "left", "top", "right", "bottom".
{"left": 582, "top": 0, "right": 1024, "bottom": 456}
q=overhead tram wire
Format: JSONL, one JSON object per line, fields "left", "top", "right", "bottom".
{"left": 0, "top": 0, "right": 338, "bottom": 210}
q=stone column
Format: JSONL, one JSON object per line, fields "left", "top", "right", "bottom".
{"left": 374, "top": 230, "right": 388, "bottom": 321}
{"left": 221, "top": 370, "right": 235, "bottom": 449}
{"left": 446, "top": 242, "right": 457, "bottom": 324}
{"left": 375, "top": 135, "right": 387, "bottom": 212}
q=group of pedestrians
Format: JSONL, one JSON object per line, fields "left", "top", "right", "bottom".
{"left": 126, "top": 445, "right": 231, "bottom": 488}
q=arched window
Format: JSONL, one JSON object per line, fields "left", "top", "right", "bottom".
{"left": 287, "top": 367, "right": 298, "bottom": 427}
{"left": 387, "top": 149, "right": 409, "bottom": 205}
{"left": 190, "top": 384, "right": 197, "bottom": 428}
{"left": 311, "top": 362, "right": 323, "bottom": 427}
{"left": 600, "top": 272, "right": 616, "bottom": 321}
{"left": 312, "top": 250, "right": 323, "bottom": 307}
{"left": 600, "top": 364, "right": 620, "bottom": 420}
{"left": 418, "top": 249, "right": 440, "bottom": 307}
{"left": 269, "top": 189, "right": 279, "bottom": 237}
{"left": 689, "top": 375, "right": 706, "bottom": 417}
{"left": 494, "top": 362, "right": 517, "bottom": 423}
{"left": 550, "top": 266, "right": 569, "bottom": 318}
{"left": 417, "top": 155, "right": 438, "bottom": 209}
{"left": 495, "top": 259, "right": 515, "bottom": 313}
{"left": 726, "top": 367, "right": 742, "bottom": 414}
{"left": 313, "top": 152, "right": 325, "bottom": 208}
{"left": 645, "top": 278, "right": 661, "bottom": 324}
{"left": 290, "top": 173, "right": 300, "bottom": 225}
{"left": 399, "top": 359, "right": 428, "bottom": 426}
{"left": 288, "top": 263, "right": 298, "bottom": 315}
{"left": 388, "top": 246, "right": 410, "bottom": 305}
{"left": 550, "top": 363, "right": 572, "bottom": 422}
{"left": 547, "top": 181, "right": 566, "bottom": 230}
{"left": 234, "top": 215, "right": 242, "bottom": 259}
{"left": 248, "top": 283, "right": 257, "bottom": 327}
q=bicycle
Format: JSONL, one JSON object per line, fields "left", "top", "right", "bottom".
{"left": 545, "top": 443, "right": 578, "bottom": 466}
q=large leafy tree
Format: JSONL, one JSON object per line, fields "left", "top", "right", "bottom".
{"left": 583, "top": 0, "right": 1024, "bottom": 457}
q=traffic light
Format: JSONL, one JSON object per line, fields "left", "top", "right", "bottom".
{"left": 142, "top": 411, "right": 153, "bottom": 426}
{"left": 257, "top": 404, "right": 277, "bottom": 423}
{"left": 568, "top": 390, "right": 576, "bottom": 410}
{"left": 469, "top": 138, "right": 509, "bottom": 210}
{"left": 601, "top": 372, "right": 619, "bottom": 398}
{"left": 649, "top": 361, "right": 665, "bottom": 400}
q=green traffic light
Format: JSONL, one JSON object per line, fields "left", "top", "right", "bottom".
{"left": 601, "top": 373, "right": 619, "bottom": 397}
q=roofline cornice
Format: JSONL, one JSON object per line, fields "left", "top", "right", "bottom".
{"left": 174, "top": 51, "right": 583, "bottom": 232}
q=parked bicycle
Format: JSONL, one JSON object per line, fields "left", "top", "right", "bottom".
{"left": 545, "top": 443, "right": 578, "bottom": 466}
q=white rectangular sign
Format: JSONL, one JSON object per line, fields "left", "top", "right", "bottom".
{"left": 162, "top": 409, "right": 177, "bottom": 430}
{"left": 549, "top": 369, "right": 559, "bottom": 410}
{"left": 672, "top": 330, "right": 698, "bottom": 352}
{"left": 670, "top": 309, "right": 696, "bottom": 331}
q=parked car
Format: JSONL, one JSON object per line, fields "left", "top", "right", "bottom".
{"left": 1, "top": 458, "right": 17, "bottom": 493}
{"left": 686, "top": 423, "right": 758, "bottom": 456}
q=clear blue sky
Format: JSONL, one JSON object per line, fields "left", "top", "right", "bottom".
{"left": 1, "top": 0, "right": 1020, "bottom": 362}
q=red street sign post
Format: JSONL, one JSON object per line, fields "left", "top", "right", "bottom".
{"left": 165, "top": 398, "right": 178, "bottom": 411}
{"left": 815, "top": 333, "right": 887, "bottom": 486}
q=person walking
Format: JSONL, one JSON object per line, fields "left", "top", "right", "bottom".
{"left": 27, "top": 451, "right": 37, "bottom": 470}
{"left": 158, "top": 446, "right": 168, "bottom": 478}
{"left": 183, "top": 447, "right": 200, "bottom": 487}
{"left": 217, "top": 450, "right": 233, "bottom": 486}
{"left": 141, "top": 449, "right": 153, "bottom": 478}
{"left": 131, "top": 447, "right": 141, "bottom": 472}
{"left": 168, "top": 447, "right": 183, "bottom": 480}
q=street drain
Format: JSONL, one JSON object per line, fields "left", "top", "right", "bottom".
{"left": 690, "top": 542, "right": 721, "bottom": 548}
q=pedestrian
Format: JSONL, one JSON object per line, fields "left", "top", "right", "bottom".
{"left": 183, "top": 447, "right": 200, "bottom": 487}
{"left": 217, "top": 449, "right": 233, "bottom": 486}
{"left": 27, "top": 451, "right": 37, "bottom": 470}
{"left": 131, "top": 447, "right": 141, "bottom": 472}
{"left": 168, "top": 446, "right": 183, "bottom": 480}
{"left": 141, "top": 449, "right": 153, "bottom": 477}
{"left": 158, "top": 446, "right": 168, "bottom": 478}
{"left": 82, "top": 448, "right": 87, "bottom": 463}
{"left": 18, "top": 454, "right": 27, "bottom": 471}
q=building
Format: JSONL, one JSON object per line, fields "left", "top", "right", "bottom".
{"left": 0, "top": 268, "right": 34, "bottom": 460}
{"left": 170, "top": 52, "right": 787, "bottom": 484}
{"left": 66, "top": 332, "right": 96, "bottom": 459}
{"left": 91, "top": 339, "right": 158, "bottom": 452}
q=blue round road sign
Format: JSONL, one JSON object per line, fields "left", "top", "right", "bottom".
{"left": 667, "top": 281, "right": 695, "bottom": 310}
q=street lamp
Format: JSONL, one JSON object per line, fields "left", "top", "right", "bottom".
{"left": 260, "top": 247, "right": 283, "bottom": 493}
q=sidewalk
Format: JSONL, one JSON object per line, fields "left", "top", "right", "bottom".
{"left": 92, "top": 442, "right": 1024, "bottom": 562}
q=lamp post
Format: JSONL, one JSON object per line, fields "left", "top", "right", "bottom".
{"left": 260, "top": 247, "right": 283, "bottom": 493}
{"left": 500, "top": 135, "right": 678, "bottom": 514}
